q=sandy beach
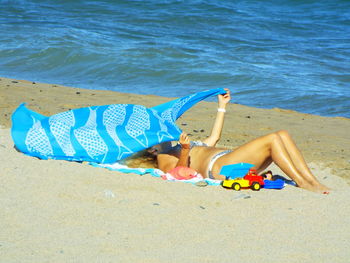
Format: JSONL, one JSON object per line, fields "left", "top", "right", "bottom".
{"left": 1, "top": 77, "right": 350, "bottom": 262}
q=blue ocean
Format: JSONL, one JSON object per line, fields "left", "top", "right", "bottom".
{"left": 1, "top": 0, "right": 349, "bottom": 118}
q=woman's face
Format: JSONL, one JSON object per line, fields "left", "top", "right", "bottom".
{"left": 147, "top": 142, "right": 172, "bottom": 156}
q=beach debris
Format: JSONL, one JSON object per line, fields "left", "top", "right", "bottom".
{"left": 200, "top": 129, "right": 205, "bottom": 132}
{"left": 104, "top": 189, "right": 115, "bottom": 198}
{"left": 32, "top": 82, "right": 36, "bottom": 84}
{"left": 231, "top": 193, "right": 251, "bottom": 200}
{"left": 245, "top": 115, "right": 251, "bottom": 118}
{"left": 76, "top": 91, "right": 81, "bottom": 95}
{"left": 181, "top": 123, "right": 187, "bottom": 126}
{"left": 193, "top": 129, "right": 198, "bottom": 132}
{"left": 195, "top": 180, "right": 208, "bottom": 187}
{"left": 199, "top": 205, "right": 205, "bottom": 209}
{"left": 153, "top": 202, "right": 160, "bottom": 206}
{"left": 11, "top": 81, "right": 18, "bottom": 83}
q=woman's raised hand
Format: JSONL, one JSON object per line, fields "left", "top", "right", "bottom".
{"left": 179, "top": 132, "right": 190, "bottom": 149}
{"left": 218, "top": 88, "right": 231, "bottom": 108}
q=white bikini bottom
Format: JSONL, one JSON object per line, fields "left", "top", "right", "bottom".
{"left": 207, "top": 150, "right": 233, "bottom": 179}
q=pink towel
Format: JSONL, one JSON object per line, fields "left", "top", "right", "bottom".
{"left": 161, "top": 166, "right": 203, "bottom": 181}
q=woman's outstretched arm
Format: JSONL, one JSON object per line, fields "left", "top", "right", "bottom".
{"left": 203, "top": 88, "right": 231, "bottom": 147}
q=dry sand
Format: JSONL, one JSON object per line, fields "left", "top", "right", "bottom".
{"left": 1, "top": 77, "right": 350, "bottom": 262}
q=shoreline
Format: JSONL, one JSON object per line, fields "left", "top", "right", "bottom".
{"left": 1, "top": 76, "right": 349, "bottom": 120}
{"left": 1, "top": 76, "right": 349, "bottom": 183}
{"left": 1, "top": 76, "right": 349, "bottom": 121}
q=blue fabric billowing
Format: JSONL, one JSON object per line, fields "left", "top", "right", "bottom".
{"left": 11, "top": 88, "right": 225, "bottom": 163}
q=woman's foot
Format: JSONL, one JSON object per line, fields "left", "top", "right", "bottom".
{"left": 299, "top": 181, "right": 331, "bottom": 194}
{"left": 315, "top": 183, "right": 331, "bottom": 194}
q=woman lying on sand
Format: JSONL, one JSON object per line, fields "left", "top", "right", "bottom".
{"left": 148, "top": 89, "right": 330, "bottom": 194}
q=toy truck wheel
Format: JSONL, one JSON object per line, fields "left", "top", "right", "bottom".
{"left": 251, "top": 182, "right": 261, "bottom": 191}
{"left": 232, "top": 183, "right": 241, "bottom": 191}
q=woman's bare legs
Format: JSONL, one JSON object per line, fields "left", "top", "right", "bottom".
{"left": 212, "top": 131, "right": 330, "bottom": 193}
{"left": 276, "top": 130, "right": 329, "bottom": 191}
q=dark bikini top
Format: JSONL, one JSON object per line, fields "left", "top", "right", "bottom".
{"left": 171, "top": 141, "right": 208, "bottom": 152}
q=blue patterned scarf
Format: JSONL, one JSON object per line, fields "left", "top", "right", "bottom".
{"left": 11, "top": 88, "right": 225, "bottom": 163}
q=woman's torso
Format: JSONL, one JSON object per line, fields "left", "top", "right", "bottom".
{"left": 188, "top": 146, "right": 227, "bottom": 178}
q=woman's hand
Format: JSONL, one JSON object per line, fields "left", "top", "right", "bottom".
{"left": 175, "top": 132, "right": 191, "bottom": 167}
{"left": 179, "top": 132, "right": 190, "bottom": 149}
{"left": 218, "top": 88, "right": 231, "bottom": 108}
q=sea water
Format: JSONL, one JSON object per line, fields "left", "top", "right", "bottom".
{"left": 0, "top": 0, "right": 349, "bottom": 117}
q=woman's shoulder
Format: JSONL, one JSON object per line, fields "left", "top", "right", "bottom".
{"left": 157, "top": 153, "right": 179, "bottom": 172}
